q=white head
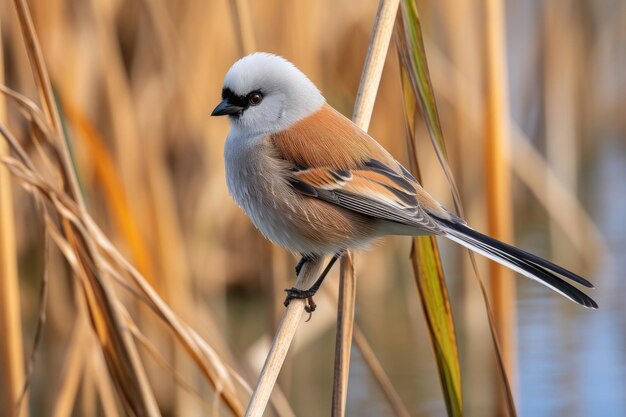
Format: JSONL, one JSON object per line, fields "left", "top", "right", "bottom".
{"left": 211, "top": 53, "right": 325, "bottom": 135}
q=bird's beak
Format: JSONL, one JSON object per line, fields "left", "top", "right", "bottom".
{"left": 211, "top": 99, "right": 244, "bottom": 116}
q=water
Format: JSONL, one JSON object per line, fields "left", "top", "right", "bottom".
{"left": 518, "top": 138, "right": 626, "bottom": 417}
{"left": 338, "top": 139, "right": 626, "bottom": 417}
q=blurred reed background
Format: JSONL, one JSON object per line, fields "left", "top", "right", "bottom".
{"left": 0, "top": 0, "right": 624, "bottom": 416}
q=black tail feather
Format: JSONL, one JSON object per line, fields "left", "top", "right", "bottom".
{"left": 436, "top": 217, "right": 598, "bottom": 309}
{"left": 466, "top": 231, "right": 598, "bottom": 308}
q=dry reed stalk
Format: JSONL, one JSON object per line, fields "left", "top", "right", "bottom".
{"left": 84, "top": 225, "right": 247, "bottom": 415}
{"left": 57, "top": 18, "right": 190, "bottom": 415}
{"left": 229, "top": 0, "right": 256, "bottom": 57}
{"left": 13, "top": 0, "right": 80, "bottom": 201}
{"left": 88, "top": 228, "right": 247, "bottom": 415}
{"left": 484, "top": 0, "right": 517, "bottom": 412}
{"left": 89, "top": 2, "right": 203, "bottom": 413}
{"left": 12, "top": 1, "right": 163, "bottom": 413}
{"left": 7, "top": 163, "right": 246, "bottom": 416}
{"left": 125, "top": 4, "right": 253, "bottom": 411}
{"left": 544, "top": 3, "right": 581, "bottom": 266}
{"left": 351, "top": 0, "right": 401, "bottom": 130}
{"left": 331, "top": 252, "right": 356, "bottom": 417}
{"left": 247, "top": 278, "right": 410, "bottom": 417}
{"left": 244, "top": 258, "right": 324, "bottom": 417}
{"left": 3, "top": 44, "right": 242, "bottom": 415}
{"left": 243, "top": 2, "right": 400, "bottom": 415}
{"left": 0, "top": 16, "right": 28, "bottom": 417}
{"left": 320, "top": 284, "right": 411, "bottom": 417}
{"left": 330, "top": 2, "right": 400, "bottom": 415}
{"left": 122, "top": 306, "right": 232, "bottom": 416}
{"left": 50, "top": 319, "right": 88, "bottom": 417}
{"left": 143, "top": 113, "right": 196, "bottom": 416}
{"left": 0, "top": 125, "right": 247, "bottom": 416}
{"left": 115, "top": 23, "right": 190, "bottom": 413}
{"left": 246, "top": 287, "right": 408, "bottom": 417}
{"left": 91, "top": 339, "right": 123, "bottom": 417}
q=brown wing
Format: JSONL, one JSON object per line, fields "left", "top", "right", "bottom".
{"left": 269, "top": 103, "right": 451, "bottom": 230}
{"left": 270, "top": 103, "right": 399, "bottom": 170}
{"left": 287, "top": 162, "right": 444, "bottom": 231}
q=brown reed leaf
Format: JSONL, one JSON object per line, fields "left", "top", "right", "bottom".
{"left": 0, "top": 117, "right": 246, "bottom": 415}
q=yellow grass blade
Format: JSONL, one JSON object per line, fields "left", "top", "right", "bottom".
{"left": 396, "top": 3, "right": 462, "bottom": 415}
{"left": 411, "top": 235, "right": 462, "bottom": 416}
{"left": 396, "top": 2, "right": 519, "bottom": 415}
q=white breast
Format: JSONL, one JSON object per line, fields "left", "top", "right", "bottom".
{"left": 224, "top": 131, "right": 316, "bottom": 253}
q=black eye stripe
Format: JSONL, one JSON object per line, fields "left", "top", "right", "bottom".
{"left": 222, "top": 88, "right": 247, "bottom": 108}
{"left": 221, "top": 88, "right": 263, "bottom": 110}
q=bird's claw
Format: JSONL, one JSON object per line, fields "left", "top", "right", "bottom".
{"left": 284, "top": 288, "right": 317, "bottom": 319}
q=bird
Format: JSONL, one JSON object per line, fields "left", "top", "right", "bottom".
{"left": 211, "top": 52, "right": 597, "bottom": 312}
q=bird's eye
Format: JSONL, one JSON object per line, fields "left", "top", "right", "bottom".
{"left": 248, "top": 92, "right": 263, "bottom": 106}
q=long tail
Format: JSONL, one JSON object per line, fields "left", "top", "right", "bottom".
{"left": 435, "top": 216, "right": 598, "bottom": 309}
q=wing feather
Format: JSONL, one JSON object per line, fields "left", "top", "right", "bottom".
{"left": 270, "top": 103, "right": 450, "bottom": 231}
{"left": 270, "top": 104, "right": 398, "bottom": 169}
{"left": 289, "top": 164, "right": 444, "bottom": 232}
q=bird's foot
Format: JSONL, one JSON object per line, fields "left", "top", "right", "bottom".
{"left": 284, "top": 252, "right": 343, "bottom": 319}
{"left": 283, "top": 287, "right": 318, "bottom": 316}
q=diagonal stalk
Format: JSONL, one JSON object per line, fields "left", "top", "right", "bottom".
{"left": 333, "top": 1, "right": 400, "bottom": 416}
{"left": 243, "top": 257, "right": 324, "bottom": 417}
{"left": 12, "top": 1, "right": 161, "bottom": 414}
{"left": 244, "top": 2, "right": 400, "bottom": 416}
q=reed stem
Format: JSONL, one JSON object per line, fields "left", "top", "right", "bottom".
{"left": 12, "top": 1, "right": 161, "bottom": 414}
{"left": 244, "top": 258, "right": 323, "bottom": 417}
{"left": 245, "top": 2, "right": 400, "bottom": 415}
{"left": 331, "top": 254, "right": 356, "bottom": 417}
{"left": 484, "top": 0, "right": 517, "bottom": 411}
{"left": 334, "top": 0, "right": 399, "bottom": 414}
{"left": 0, "top": 16, "right": 27, "bottom": 417}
